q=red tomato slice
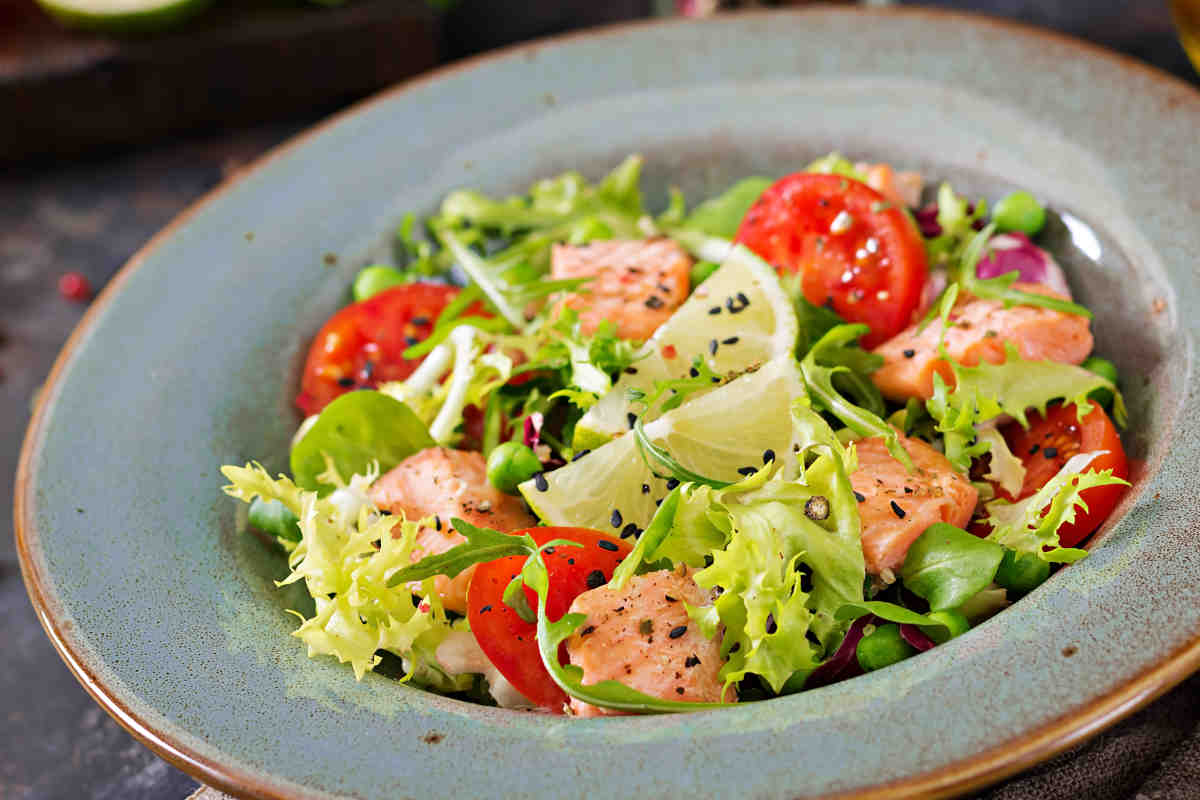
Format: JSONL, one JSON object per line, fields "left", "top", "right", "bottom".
{"left": 995, "top": 402, "right": 1128, "bottom": 547}
{"left": 467, "top": 527, "right": 632, "bottom": 712}
{"left": 295, "top": 284, "right": 465, "bottom": 416}
{"left": 734, "top": 172, "right": 929, "bottom": 348}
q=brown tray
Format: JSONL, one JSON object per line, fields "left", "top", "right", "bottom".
{"left": 0, "top": 0, "right": 438, "bottom": 161}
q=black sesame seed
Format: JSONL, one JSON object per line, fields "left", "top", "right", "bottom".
{"left": 903, "top": 349, "right": 916, "bottom": 359}
{"left": 890, "top": 500, "right": 907, "bottom": 519}
{"left": 762, "top": 449, "right": 775, "bottom": 464}
{"left": 434, "top": 515, "right": 442, "bottom": 531}
{"left": 337, "top": 377, "right": 355, "bottom": 387}
{"left": 411, "top": 316, "right": 430, "bottom": 326}
{"left": 610, "top": 509, "right": 623, "bottom": 528}
{"left": 599, "top": 540, "right": 620, "bottom": 552}
{"left": 641, "top": 483, "right": 651, "bottom": 494}
{"left": 585, "top": 570, "right": 606, "bottom": 589}
{"left": 664, "top": 595, "right": 678, "bottom": 603}
{"left": 669, "top": 625, "right": 688, "bottom": 639}
{"left": 1044, "top": 447, "right": 1059, "bottom": 459}
{"left": 533, "top": 472, "right": 549, "bottom": 492}
{"left": 480, "top": 605, "right": 492, "bottom": 613}
{"left": 854, "top": 490, "right": 866, "bottom": 502}
{"left": 711, "top": 377, "right": 720, "bottom": 383}
{"left": 1029, "top": 443, "right": 1040, "bottom": 455}
{"left": 645, "top": 295, "right": 665, "bottom": 310}
{"left": 624, "top": 367, "right": 639, "bottom": 374}
{"left": 765, "top": 614, "right": 777, "bottom": 634}
{"left": 738, "top": 466, "right": 757, "bottom": 476}
{"left": 729, "top": 642, "right": 741, "bottom": 653}
{"left": 708, "top": 306, "right": 722, "bottom": 315}
{"left": 709, "top": 339, "right": 719, "bottom": 355}
{"left": 621, "top": 523, "right": 639, "bottom": 539}
{"left": 666, "top": 478, "right": 680, "bottom": 490}
{"left": 737, "top": 292, "right": 750, "bottom": 306}
{"left": 627, "top": 412, "right": 637, "bottom": 430}
{"left": 568, "top": 558, "right": 574, "bottom": 565}
{"left": 689, "top": 366, "right": 699, "bottom": 378}
{"left": 655, "top": 499, "right": 663, "bottom": 507}
{"left": 580, "top": 625, "right": 595, "bottom": 636}
{"left": 572, "top": 449, "right": 591, "bottom": 462}
{"left": 544, "top": 547, "right": 555, "bottom": 555}
{"left": 684, "top": 655, "right": 701, "bottom": 668}
{"left": 903, "top": 486, "right": 913, "bottom": 494}
{"left": 405, "top": 336, "right": 420, "bottom": 347}
{"left": 675, "top": 687, "right": 685, "bottom": 695}
{"left": 722, "top": 336, "right": 740, "bottom": 345}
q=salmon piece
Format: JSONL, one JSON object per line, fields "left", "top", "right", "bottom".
{"left": 871, "top": 282, "right": 1094, "bottom": 402}
{"left": 368, "top": 447, "right": 535, "bottom": 613}
{"left": 564, "top": 567, "right": 732, "bottom": 717}
{"left": 851, "top": 432, "right": 978, "bottom": 576}
{"left": 550, "top": 238, "right": 691, "bottom": 341}
{"left": 863, "top": 162, "right": 923, "bottom": 209}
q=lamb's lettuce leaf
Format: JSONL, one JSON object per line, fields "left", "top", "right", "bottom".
{"left": 288, "top": 390, "right": 434, "bottom": 492}
{"left": 898, "top": 523, "right": 1004, "bottom": 611}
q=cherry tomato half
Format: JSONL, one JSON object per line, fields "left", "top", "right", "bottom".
{"left": 467, "top": 527, "right": 632, "bottom": 712}
{"left": 995, "top": 402, "right": 1129, "bottom": 548}
{"left": 734, "top": 172, "right": 928, "bottom": 348}
{"left": 295, "top": 283, "right": 464, "bottom": 416}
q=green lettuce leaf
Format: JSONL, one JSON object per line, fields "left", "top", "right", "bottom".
{"left": 222, "top": 462, "right": 455, "bottom": 681}
{"left": 288, "top": 390, "right": 434, "bottom": 492}
{"left": 926, "top": 339, "right": 1126, "bottom": 473}
{"left": 898, "top": 523, "right": 1004, "bottom": 611}
{"left": 676, "top": 176, "right": 772, "bottom": 238}
{"left": 984, "top": 450, "right": 1129, "bottom": 562}
{"left": 799, "top": 324, "right": 910, "bottom": 470}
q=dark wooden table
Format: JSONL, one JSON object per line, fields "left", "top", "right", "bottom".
{"left": 2, "top": 2, "right": 1197, "bottom": 798}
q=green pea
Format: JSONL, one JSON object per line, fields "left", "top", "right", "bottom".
{"left": 1081, "top": 356, "right": 1119, "bottom": 411}
{"left": 690, "top": 260, "right": 720, "bottom": 287}
{"left": 248, "top": 496, "right": 301, "bottom": 542}
{"left": 994, "top": 549, "right": 1051, "bottom": 595}
{"left": 486, "top": 441, "right": 542, "bottom": 494}
{"left": 856, "top": 623, "right": 917, "bottom": 672}
{"left": 992, "top": 190, "right": 1047, "bottom": 236}
{"left": 920, "top": 609, "right": 970, "bottom": 645}
{"left": 352, "top": 265, "right": 407, "bottom": 302}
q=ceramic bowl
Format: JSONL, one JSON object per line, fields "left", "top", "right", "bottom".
{"left": 16, "top": 8, "right": 1200, "bottom": 799}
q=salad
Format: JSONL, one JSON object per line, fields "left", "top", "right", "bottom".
{"left": 221, "top": 154, "right": 1129, "bottom": 715}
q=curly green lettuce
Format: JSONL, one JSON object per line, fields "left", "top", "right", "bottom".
{"left": 983, "top": 451, "right": 1129, "bottom": 563}
{"left": 220, "top": 461, "right": 466, "bottom": 687}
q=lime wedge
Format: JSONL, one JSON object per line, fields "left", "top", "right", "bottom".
{"left": 521, "top": 356, "right": 807, "bottom": 532}
{"left": 35, "top": 0, "right": 213, "bottom": 33}
{"left": 573, "top": 244, "right": 798, "bottom": 450}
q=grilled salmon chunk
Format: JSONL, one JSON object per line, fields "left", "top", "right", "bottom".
{"left": 871, "top": 282, "right": 1093, "bottom": 402}
{"left": 550, "top": 238, "right": 691, "bottom": 341}
{"left": 368, "top": 447, "right": 535, "bottom": 613}
{"left": 850, "top": 432, "right": 978, "bottom": 576}
{"left": 564, "top": 567, "right": 732, "bottom": 717}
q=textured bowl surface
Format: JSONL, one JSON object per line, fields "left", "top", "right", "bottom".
{"left": 16, "top": 8, "right": 1200, "bottom": 800}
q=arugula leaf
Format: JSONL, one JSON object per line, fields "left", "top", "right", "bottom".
{"left": 386, "top": 518, "right": 538, "bottom": 586}
{"left": 984, "top": 451, "right": 1129, "bottom": 562}
{"left": 799, "top": 324, "right": 911, "bottom": 470}
{"left": 833, "top": 600, "right": 954, "bottom": 638}
{"left": 898, "top": 523, "right": 1005, "bottom": 611}
{"left": 609, "top": 488, "right": 683, "bottom": 588}
{"left": 289, "top": 391, "right": 434, "bottom": 493}
{"left": 523, "top": 549, "right": 735, "bottom": 713}
{"left": 956, "top": 224, "right": 1093, "bottom": 317}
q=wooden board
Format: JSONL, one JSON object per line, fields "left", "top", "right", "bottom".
{"left": 0, "top": 0, "right": 438, "bottom": 161}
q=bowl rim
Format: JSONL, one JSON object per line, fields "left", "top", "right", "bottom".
{"left": 15, "top": 6, "right": 1200, "bottom": 799}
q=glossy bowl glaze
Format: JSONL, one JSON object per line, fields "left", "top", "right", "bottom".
{"left": 16, "top": 8, "right": 1200, "bottom": 799}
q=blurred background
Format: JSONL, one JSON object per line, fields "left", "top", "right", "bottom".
{"left": 1, "top": 1, "right": 1197, "bottom": 798}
